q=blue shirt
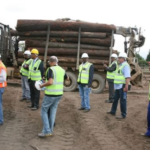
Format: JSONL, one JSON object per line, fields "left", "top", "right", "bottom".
{"left": 114, "top": 61, "right": 131, "bottom": 90}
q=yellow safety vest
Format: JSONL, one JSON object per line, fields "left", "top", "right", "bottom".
{"left": 77, "top": 62, "right": 92, "bottom": 84}
{"left": 106, "top": 61, "right": 118, "bottom": 80}
{"left": 45, "top": 66, "right": 65, "bottom": 95}
{"left": 28, "top": 59, "right": 42, "bottom": 81}
{"left": 114, "top": 62, "right": 129, "bottom": 84}
{"left": 20, "top": 59, "right": 32, "bottom": 76}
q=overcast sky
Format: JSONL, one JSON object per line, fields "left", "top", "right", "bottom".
{"left": 0, "top": 0, "right": 149, "bottom": 59}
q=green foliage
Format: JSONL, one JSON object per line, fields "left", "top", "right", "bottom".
{"left": 135, "top": 53, "right": 147, "bottom": 67}
{"left": 146, "top": 51, "right": 150, "bottom": 61}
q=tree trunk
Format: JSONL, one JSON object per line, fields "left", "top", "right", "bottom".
{"left": 16, "top": 20, "right": 116, "bottom": 33}
{"left": 25, "top": 40, "right": 109, "bottom": 50}
{"left": 11, "top": 30, "right": 108, "bottom": 38}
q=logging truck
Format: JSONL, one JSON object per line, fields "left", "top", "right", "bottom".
{"left": 0, "top": 20, "right": 145, "bottom": 93}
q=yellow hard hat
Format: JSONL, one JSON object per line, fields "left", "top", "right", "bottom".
{"left": 31, "top": 49, "right": 39, "bottom": 55}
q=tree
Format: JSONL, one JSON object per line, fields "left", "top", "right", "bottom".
{"left": 135, "top": 53, "right": 147, "bottom": 67}
{"left": 146, "top": 50, "right": 150, "bottom": 61}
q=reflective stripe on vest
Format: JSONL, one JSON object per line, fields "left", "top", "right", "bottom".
{"left": 106, "top": 61, "right": 118, "bottom": 79}
{"left": 45, "top": 66, "right": 65, "bottom": 95}
{"left": 77, "top": 62, "right": 92, "bottom": 84}
{"left": 0, "top": 61, "right": 7, "bottom": 87}
{"left": 20, "top": 59, "right": 32, "bottom": 76}
{"left": 114, "top": 62, "right": 129, "bottom": 84}
{"left": 28, "top": 59, "right": 42, "bottom": 81}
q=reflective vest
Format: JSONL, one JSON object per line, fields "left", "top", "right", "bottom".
{"left": 106, "top": 61, "right": 118, "bottom": 79}
{"left": 20, "top": 59, "right": 32, "bottom": 76}
{"left": 77, "top": 62, "right": 92, "bottom": 84}
{"left": 45, "top": 66, "right": 65, "bottom": 95}
{"left": 28, "top": 59, "right": 42, "bottom": 81}
{"left": 114, "top": 62, "right": 129, "bottom": 84}
{"left": 0, "top": 61, "right": 7, "bottom": 88}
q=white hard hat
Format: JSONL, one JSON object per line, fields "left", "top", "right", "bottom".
{"left": 81, "top": 53, "right": 89, "bottom": 58}
{"left": 23, "top": 50, "right": 31, "bottom": 55}
{"left": 111, "top": 53, "right": 118, "bottom": 58}
{"left": 118, "top": 52, "right": 127, "bottom": 58}
{"left": 35, "top": 81, "right": 45, "bottom": 91}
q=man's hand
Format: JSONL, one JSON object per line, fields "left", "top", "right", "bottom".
{"left": 103, "top": 64, "right": 107, "bottom": 68}
{"left": 123, "top": 85, "right": 128, "bottom": 92}
{"left": 40, "top": 84, "right": 43, "bottom": 88}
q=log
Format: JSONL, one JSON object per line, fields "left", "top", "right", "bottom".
{"left": 11, "top": 30, "right": 108, "bottom": 38}
{"left": 17, "top": 57, "right": 108, "bottom": 65}
{"left": 25, "top": 40, "right": 109, "bottom": 50}
{"left": 16, "top": 20, "right": 116, "bottom": 32}
{"left": 20, "top": 37, "right": 112, "bottom": 47}
{"left": 18, "top": 48, "right": 110, "bottom": 57}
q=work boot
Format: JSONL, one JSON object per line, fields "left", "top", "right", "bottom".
{"left": 116, "top": 115, "right": 125, "bottom": 119}
{"left": 38, "top": 133, "right": 52, "bottom": 138}
{"left": 83, "top": 109, "right": 90, "bottom": 113}
{"left": 26, "top": 99, "right": 31, "bottom": 103}
{"left": 78, "top": 107, "right": 85, "bottom": 110}
{"left": 107, "top": 111, "right": 115, "bottom": 116}
{"left": 28, "top": 105, "right": 34, "bottom": 108}
{"left": 105, "top": 99, "right": 114, "bottom": 103}
{"left": 31, "top": 107, "right": 38, "bottom": 111}
{"left": 20, "top": 98, "right": 26, "bottom": 101}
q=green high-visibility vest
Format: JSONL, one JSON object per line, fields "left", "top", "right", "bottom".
{"left": 45, "top": 66, "right": 65, "bottom": 95}
{"left": 28, "top": 59, "right": 42, "bottom": 81}
{"left": 106, "top": 61, "right": 118, "bottom": 80}
{"left": 77, "top": 62, "right": 92, "bottom": 84}
{"left": 114, "top": 62, "right": 129, "bottom": 84}
{"left": 20, "top": 59, "right": 32, "bottom": 76}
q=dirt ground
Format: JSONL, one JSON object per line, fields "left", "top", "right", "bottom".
{"left": 0, "top": 83, "right": 150, "bottom": 150}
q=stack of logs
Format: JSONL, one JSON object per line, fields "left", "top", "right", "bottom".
{"left": 11, "top": 19, "right": 117, "bottom": 70}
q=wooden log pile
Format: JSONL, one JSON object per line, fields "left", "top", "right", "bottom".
{"left": 11, "top": 19, "right": 117, "bottom": 69}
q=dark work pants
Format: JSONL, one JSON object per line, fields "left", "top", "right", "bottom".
{"left": 29, "top": 80, "right": 40, "bottom": 108}
{"left": 145, "top": 101, "right": 150, "bottom": 136}
{"left": 111, "top": 88, "right": 127, "bottom": 117}
{"left": 108, "top": 81, "right": 114, "bottom": 100}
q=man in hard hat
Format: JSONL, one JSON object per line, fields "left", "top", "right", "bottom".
{"left": 0, "top": 54, "right": 7, "bottom": 125}
{"left": 77, "top": 53, "right": 94, "bottom": 112}
{"left": 107, "top": 52, "right": 130, "bottom": 119}
{"left": 20, "top": 50, "right": 32, "bottom": 103}
{"left": 38, "top": 56, "right": 69, "bottom": 137}
{"left": 103, "top": 53, "right": 118, "bottom": 103}
{"left": 28, "top": 49, "right": 44, "bottom": 110}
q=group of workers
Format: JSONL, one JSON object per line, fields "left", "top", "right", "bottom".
{"left": 0, "top": 49, "right": 150, "bottom": 138}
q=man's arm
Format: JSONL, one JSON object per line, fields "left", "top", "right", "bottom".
{"left": 88, "top": 65, "right": 94, "bottom": 87}
{"left": 105, "top": 63, "right": 116, "bottom": 72}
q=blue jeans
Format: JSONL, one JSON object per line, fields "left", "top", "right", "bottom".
{"left": 0, "top": 88, "right": 5, "bottom": 124}
{"left": 111, "top": 88, "right": 127, "bottom": 117}
{"left": 21, "top": 75, "right": 30, "bottom": 99}
{"left": 78, "top": 84, "right": 91, "bottom": 110}
{"left": 145, "top": 101, "right": 150, "bottom": 136}
{"left": 41, "top": 95, "right": 62, "bottom": 134}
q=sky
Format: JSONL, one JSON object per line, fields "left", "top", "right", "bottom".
{"left": 0, "top": 0, "right": 149, "bottom": 59}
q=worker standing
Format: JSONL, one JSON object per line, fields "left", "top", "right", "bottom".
{"left": 20, "top": 50, "right": 32, "bottom": 103}
{"left": 77, "top": 53, "right": 94, "bottom": 112}
{"left": 0, "top": 54, "right": 7, "bottom": 125}
{"left": 104, "top": 53, "right": 118, "bottom": 103}
{"left": 28, "top": 49, "right": 44, "bottom": 110}
{"left": 38, "top": 56, "right": 69, "bottom": 137}
{"left": 107, "top": 52, "right": 130, "bottom": 119}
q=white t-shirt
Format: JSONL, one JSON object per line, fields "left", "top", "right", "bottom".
{"left": 0, "top": 69, "right": 6, "bottom": 83}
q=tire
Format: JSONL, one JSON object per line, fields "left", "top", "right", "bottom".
{"left": 91, "top": 74, "right": 105, "bottom": 94}
{"left": 64, "top": 71, "right": 77, "bottom": 92}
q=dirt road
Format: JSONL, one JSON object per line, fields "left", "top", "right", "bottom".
{"left": 0, "top": 85, "right": 150, "bottom": 150}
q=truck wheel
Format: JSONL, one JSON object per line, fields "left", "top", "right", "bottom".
{"left": 91, "top": 74, "right": 105, "bottom": 94}
{"left": 64, "top": 71, "right": 77, "bottom": 92}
